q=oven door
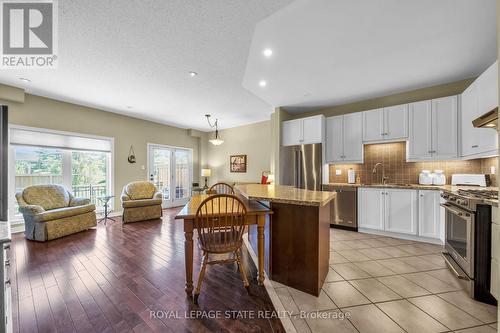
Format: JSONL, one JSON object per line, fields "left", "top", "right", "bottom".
{"left": 441, "top": 203, "right": 474, "bottom": 278}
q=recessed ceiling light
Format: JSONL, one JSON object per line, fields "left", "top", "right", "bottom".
{"left": 18, "top": 78, "right": 31, "bottom": 83}
{"left": 126, "top": 105, "right": 133, "bottom": 109}
{"left": 263, "top": 48, "right": 273, "bottom": 57}
{"left": 259, "top": 80, "right": 267, "bottom": 87}
{"left": 189, "top": 71, "right": 198, "bottom": 78}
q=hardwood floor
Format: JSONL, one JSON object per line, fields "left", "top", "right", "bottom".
{"left": 10, "top": 208, "right": 284, "bottom": 333}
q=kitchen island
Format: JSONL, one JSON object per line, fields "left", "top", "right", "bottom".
{"left": 236, "top": 184, "right": 336, "bottom": 296}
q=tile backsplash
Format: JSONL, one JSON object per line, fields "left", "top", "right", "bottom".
{"left": 328, "top": 142, "right": 498, "bottom": 186}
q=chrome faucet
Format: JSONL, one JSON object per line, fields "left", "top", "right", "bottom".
{"left": 373, "top": 162, "right": 389, "bottom": 184}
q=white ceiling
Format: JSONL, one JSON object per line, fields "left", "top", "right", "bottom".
{"left": 243, "top": 0, "right": 498, "bottom": 113}
{"left": 0, "top": 0, "right": 293, "bottom": 130}
{"left": 1, "top": 1, "right": 496, "bottom": 129}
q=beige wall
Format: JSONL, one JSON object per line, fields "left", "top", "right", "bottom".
{"left": 207, "top": 120, "right": 271, "bottom": 185}
{"left": 270, "top": 107, "right": 290, "bottom": 185}
{"left": 3, "top": 93, "right": 203, "bottom": 211}
{"left": 287, "top": 78, "right": 475, "bottom": 119}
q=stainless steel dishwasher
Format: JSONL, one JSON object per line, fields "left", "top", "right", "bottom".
{"left": 326, "top": 186, "right": 357, "bottom": 231}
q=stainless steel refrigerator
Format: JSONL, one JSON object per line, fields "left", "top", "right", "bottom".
{"left": 280, "top": 143, "right": 322, "bottom": 191}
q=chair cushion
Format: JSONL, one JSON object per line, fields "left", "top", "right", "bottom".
{"left": 35, "top": 204, "right": 96, "bottom": 222}
{"left": 23, "top": 185, "right": 70, "bottom": 210}
{"left": 122, "top": 198, "right": 162, "bottom": 208}
{"left": 124, "top": 181, "right": 156, "bottom": 200}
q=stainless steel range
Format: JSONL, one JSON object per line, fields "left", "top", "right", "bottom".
{"left": 441, "top": 174, "right": 497, "bottom": 304}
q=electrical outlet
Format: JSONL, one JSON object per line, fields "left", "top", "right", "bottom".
{"left": 491, "top": 166, "right": 496, "bottom": 175}
{"left": 336, "top": 169, "right": 342, "bottom": 176}
{"left": 141, "top": 165, "right": 145, "bottom": 170}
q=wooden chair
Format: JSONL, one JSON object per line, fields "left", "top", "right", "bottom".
{"left": 208, "top": 182, "right": 235, "bottom": 195}
{"left": 193, "top": 194, "right": 249, "bottom": 304}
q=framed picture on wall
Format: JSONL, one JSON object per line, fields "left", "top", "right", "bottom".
{"left": 230, "top": 155, "right": 247, "bottom": 173}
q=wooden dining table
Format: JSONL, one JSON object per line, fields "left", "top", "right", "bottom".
{"left": 175, "top": 194, "right": 272, "bottom": 297}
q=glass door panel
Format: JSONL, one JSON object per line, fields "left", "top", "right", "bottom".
{"left": 149, "top": 146, "right": 171, "bottom": 207}
{"left": 173, "top": 150, "right": 191, "bottom": 205}
{"left": 148, "top": 144, "right": 192, "bottom": 208}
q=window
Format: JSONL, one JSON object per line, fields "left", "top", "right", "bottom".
{"left": 71, "top": 151, "right": 109, "bottom": 206}
{"left": 9, "top": 126, "right": 113, "bottom": 222}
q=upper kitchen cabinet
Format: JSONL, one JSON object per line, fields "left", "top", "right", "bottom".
{"left": 432, "top": 96, "right": 458, "bottom": 159}
{"left": 362, "top": 108, "right": 384, "bottom": 142}
{"left": 282, "top": 115, "right": 324, "bottom": 146}
{"left": 407, "top": 96, "right": 458, "bottom": 161}
{"left": 384, "top": 104, "right": 409, "bottom": 140}
{"left": 326, "top": 113, "right": 363, "bottom": 163}
{"left": 461, "top": 61, "right": 498, "bottom": 158}
{"left": 362, "top": 104, "right": 408, "bottom": 143}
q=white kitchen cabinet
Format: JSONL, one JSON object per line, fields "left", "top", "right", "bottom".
{"left": 363, "top": 105, "right": 408, "bottom": 143}
{"left": 302, "top": 116, "right": 324, "bottom": 144}
{"left": 282, "top": 120, "right": 302, "bottom": 146}
{"left": 418, "top": 190, "right": 441, "bottom": 239}
{"left": 343, "top": 113, "right": 363, "bottom": 162}
{"left": 359, "top": 188, "right": 418, "bottom": 236}
{"left": 326, "top": 113, "right": 363, "bottom": 163}
{"left": 432, "top": 96, "right": 458, "bottom": 159}
{"left": 385, "top": 189, "right": 418, "bottom": 235}
{"left": 461, "top": 61, "right": 498, "bottom": 158}
{"left": 362, "top": 108, "right": 384, "bottom": 142}
{"left": 282, "top": 115, "right": 324, "bottom": 146}
{"left": 326, "top": 116, "right": 343, "bottom": 162}
{"left": 408, "top": 96, "right": 458, "bottom": 161}
{"left": 408, "top": 100, "right": 433, "bottom": 160}
{"left": 358, "top": 188, "right": 385, "bottom": 231}
{"left": 384, "top": 104, "right": 409, "bottom": 141}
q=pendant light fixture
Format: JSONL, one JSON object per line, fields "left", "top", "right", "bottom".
{"left": 206, "top": 114, "right": 224, "bottom": 146}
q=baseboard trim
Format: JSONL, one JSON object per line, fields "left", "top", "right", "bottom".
{"left": 358, "top": 228, "right": 444, "bottom": 245}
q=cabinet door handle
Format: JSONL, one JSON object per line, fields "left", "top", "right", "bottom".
{"left": 471, "top": 145, "right": 479, "bottom": 148}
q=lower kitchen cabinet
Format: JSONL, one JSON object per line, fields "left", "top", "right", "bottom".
{"left": 384, "top": 189, "right": 418, "bottom": 235}
{"left": 358, "top": 188, "right": 384, "bottom": 230}
{"left": 418, "top": 190, "right": 442, "bottom": 239}
{"left": 358, "top": 187, "right": 441, "bottom": 240}
{"left": 358, "top": 188, "right": 417, "bottom": 235}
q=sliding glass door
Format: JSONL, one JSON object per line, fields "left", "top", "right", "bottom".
{"left": 148, "top": 144, "right": 192, "bottom": 208}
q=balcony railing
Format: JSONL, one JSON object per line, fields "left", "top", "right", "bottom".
{"left": 73, "top": 184, "right": 108, "bottom": 206}
{"left": 15, "top": 175, "right": 108, "bottom": 208}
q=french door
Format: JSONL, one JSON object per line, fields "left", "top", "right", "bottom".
{"left": 148, "top": 144, "right": 192, "bottom": 208}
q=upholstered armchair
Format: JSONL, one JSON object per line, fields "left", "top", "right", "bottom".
{"left": 121, "top": 181, "right": 163, "bottom": 223}
{"left": 15, "top": 185, "right": 97, "bottom": 241}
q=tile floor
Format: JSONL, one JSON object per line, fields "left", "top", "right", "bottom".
{"left": 272, "top": 228, "right": 498, "bottom": 333}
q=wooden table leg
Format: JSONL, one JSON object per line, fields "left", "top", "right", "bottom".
{"left": 184, "top": 219, "right": 194, "bottom": 297}
{"left": 257, "top": 215, "right": 265, "bottom": 285}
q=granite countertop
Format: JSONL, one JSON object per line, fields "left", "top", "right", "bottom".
{"left": 323, "top": 183, "right": 447, "bottom": 191}
{"left": 235, "top": 184, "right": 336, "bottom": 207}
{"left": 0, "top": 222, "right": 11, "bottom": 244}
{"left": 323, "top": 183, "right": 499, "bottom": 206}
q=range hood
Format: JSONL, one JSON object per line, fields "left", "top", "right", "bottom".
{"left": 473, "top": 108, "right": 498, "bottom": 129}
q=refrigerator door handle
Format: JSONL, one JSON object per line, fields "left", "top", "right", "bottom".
{"left": 294, "top": 149, "right": 298, "bottom": 187}
{"left": 298, "top": 149, "right": 303, "bottom": 189}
